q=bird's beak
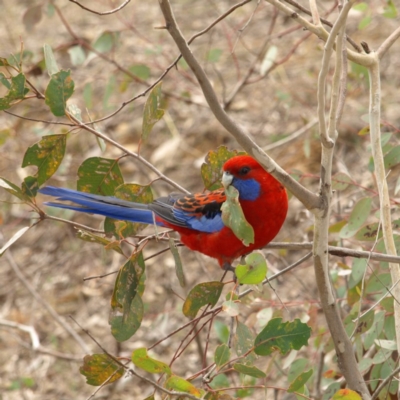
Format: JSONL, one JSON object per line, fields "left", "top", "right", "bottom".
{"left": 222, "top": 171, "right": 233, "bottom": 189}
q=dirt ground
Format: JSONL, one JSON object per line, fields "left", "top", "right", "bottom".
{"left": 1, "top": 1, "right": 400, "bottom": 399}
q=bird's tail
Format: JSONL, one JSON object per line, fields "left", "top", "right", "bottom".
{"left": 38, "top": 186, "right": 156, "bottom": 225}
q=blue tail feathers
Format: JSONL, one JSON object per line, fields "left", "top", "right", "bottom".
{"left": 39, "top": 186, "right": 158, "bottom": 225}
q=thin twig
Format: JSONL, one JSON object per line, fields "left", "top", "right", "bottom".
{"left": 69, "top": 0, "right": 131, "bottom": 15}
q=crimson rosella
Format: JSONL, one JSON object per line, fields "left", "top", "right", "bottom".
{"left": 39, "top": 155, "right": 288, "bottom": 269}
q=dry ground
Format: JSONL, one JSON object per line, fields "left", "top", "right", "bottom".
{"left": 1, "top": 1, "right": 400, "bottom": 399}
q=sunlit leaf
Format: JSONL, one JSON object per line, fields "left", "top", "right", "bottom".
{"left": 77, "top": 157, "right": 123, "bottom": 195}
{"left": 201, "top": 147, "right": 245, "bottom": 191}
{"left": 0, "top": 177, "right": 27, "bottom": 201}
{"left": 222, "top": 299, "right": 239, "bottom": 317}
{"left": 142, "top": 81, "right": 164, "bottom": 142}
{"left": 131, "top": 348, "right": 171, "bottom": 375}
{"left": 0, "top": 227, "right": 30, "bottom": 256}
{"left": 43, "top": 44, "right": 59, "bottom": 76}
{"left": 182, "top": 281, "right": 224, "bottom": 319}
{"left": 45, "top": 70, "right": 74, "bottom": 116}
{"left": 332, "top": 389, "right": 362, "bottom": 400}
{"left": 221, "top": 185, "right": 254, "bottom": 246}
{"left": 164, "top": 375, "right": 204, "bottom": 398}
{"left": 260, "top": 45, "right": 278, "bottom": 76}
{"left": 235, "top": 252, "right": 267, "bottom": 284}
{"left": 214, "top": 344, "right": 231, "bottom": 368}
{"left": 339, "top": 197, "right": 372, "bottom": 239}
{"left": 79, "top": 354, "right": 124, "bottom": 386}
{"left": 254, "top": 318, "right": 311, "bottom": 356}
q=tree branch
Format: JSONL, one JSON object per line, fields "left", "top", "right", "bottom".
{"left": 158, "top": 0, "right": 321, "bottom": 212}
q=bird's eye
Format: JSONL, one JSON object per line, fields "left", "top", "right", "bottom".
{"left": 239, "top": 166, "right": 251, "bottom": 175}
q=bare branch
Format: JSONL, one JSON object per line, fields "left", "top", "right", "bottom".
{"left": 158, "top": 0, "right": 321, "bottom": 212}
{"left": 69, "top": 0, "right": 131, "bottom": 15}
{"left": 377, "top": 25, "right": 400, "bottom": 59}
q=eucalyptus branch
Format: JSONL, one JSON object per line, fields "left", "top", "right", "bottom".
{"left": 158, "top": 0, "right": 321, "bottom": 212}
{"left": 312, "top": 1, "right": 370, "bottom": 397}
{"left": 265, "top": 0, "right": 373, "bottom": 66}
{"left": 367, "top": 53, "right": 400, "bottom": 359}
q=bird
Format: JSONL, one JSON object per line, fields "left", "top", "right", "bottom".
{"left": 39, "top": 155, "right": 288, "bottom": 269}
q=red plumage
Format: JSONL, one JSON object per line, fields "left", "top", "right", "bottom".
{"left": 159, "top": 155, "right": 288, "bottom": 267}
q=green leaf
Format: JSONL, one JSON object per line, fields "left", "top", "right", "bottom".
{"left": 234, "top": 321, "right": 256, "bottom": 365}
{"left": 129, "top": 64, "right": 150, "bottom": 80}
{"left": 353, "top": 2, "right": 368, "bottom": 11}
{"left": 222, "top": 299, "right": 240, "bottom": 317}
{"left": 214, "top": 344, "right": 231, "bottom": 368}
{"left": 0, "top": 73, "right": 29, "bottom": 110}
{"left": 182, "top": 281, "right": 224, "bottom": 319}
{"left": 103, "top": 75, "right": 116, "bottom": 111}
{"left": 288, "top": 358, "right": 308, "bottom": 382}
{"left": 358, "top": 15, "right": 371, "bottom": 30}
{"left": 332, "top": 389, "right": 362, "bottom": 400}
{"left": 235, "top": 252, "right": 267, "bottom": 284}
{"left": 142, "top": 81, "right": 164, "bottom": 142}
{"left": 383, "top": 0, "right": 398, "bottom": 18}
{"left": 233, "top": 363, "right": 266, "bottom": 378}
{"left": 332, "top": 172, "right": 353, "bottom": 191}
{"left": 67, "top": 45, "right": 86, "bottom": 66}
{"left": 169, "top": 238, "right": 185, "bottom": 287}
{"left": 348, "top": 259, "right": 367, "bottom": 289}
{"left": 214, "top": 320, "right": 230, "bottom": 344}
{"left": 164, "top": 376, "right": 203, "bottom": 398}
{"left": 45, "top": 70, "right": 74, "bottom": 116}
{"left": 109, "top": 253, "right": 145, "bottom": 341}
{"left": 77, "top": 157, "right": 123, "bottom": 195}
{"left": 43, "top": 44, "right": 59, "bottom": 76}
{"left": 0, "top": 177, "right": 28, "bottom": 201}
{"left": 79, "top": 354, "right": 124, "bottom": 386}
{"left": 93, "top": 31, "right": 118, "bottom": 53}
{"left": 339, "top": 197, "right": 372, "bottom": 239}
{"left": 207, "top": 48, "right": 222, "bottom": 63}
{"left": 0, "top": 72, "right": 11, "bottom": 89}
{"left": 288, "top": 369, "right": 313, "bottom": 392}
{"left": 201, "top": 147, "right": 245, "bottom": 191}
{"left": 221, "top": 185, "right": 254, "bottom": 246}
{"left": 254, "top": 318, "right": 311, "bottom": 356}
{"left": 354, "top": 222, "right": 382, "bottom": 241}
{"left": 21, "top": 134, "right": 66, "bottom": 186}
{"left": 384, "top": 145, "right": 400, "bottom": 169}
{"left": 131, "top": 348, "right": 171, "bottom": 375}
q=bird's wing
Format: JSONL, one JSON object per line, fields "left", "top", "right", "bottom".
{"left": 150, "top": 190, "right": 226, "bottom": 233}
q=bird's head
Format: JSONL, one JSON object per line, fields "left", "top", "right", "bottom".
{"left": 222, "top": 155, "right": 269, "bottom": 201}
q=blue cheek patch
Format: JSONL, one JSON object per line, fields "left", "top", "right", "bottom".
{"left": 232, "top": 178, "right": 261, "bottom": 201}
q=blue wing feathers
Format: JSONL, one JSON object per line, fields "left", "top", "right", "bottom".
{"left": 39, "top": 186, "right": 225, "bottom": 233}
